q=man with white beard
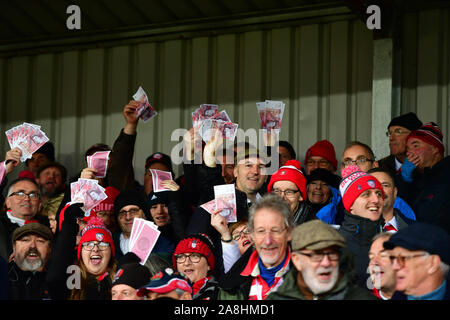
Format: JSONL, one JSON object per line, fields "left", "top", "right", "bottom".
{"left": 267, "top": 220, "right": 375, "bottom": 300}
{"left": 7, "top": 223, "right": 53, "bottom": 300}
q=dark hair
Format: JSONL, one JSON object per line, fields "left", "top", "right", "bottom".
{"left": 25, "top": 142, "right": 55, "bottom": 164}
{"left": 84, "top": 143, "right": 110, "bottom": 159}
{"left": 367, "top": 167, "right": 395, "bottom": 185}
{"left": 35, "top": 162, "right": 68, "bottom": 183}
{"left": 344, "top": 141, "right": 376, "bottom": 161}
{"left": 279, "top": 140, "right": 296, "bottom": 160}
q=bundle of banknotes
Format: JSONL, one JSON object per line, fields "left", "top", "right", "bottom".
{"left": 71, "top": 178, "right": 108, "bottom": 214}
{"left": 5, "top": 122, "right": 49, "bottom": 162}
{"left": 192, "top": 104, "right": 238, "bottom": 143}
{"left": 256, "top": 100, "right": 285, "bottom": 133}
{"left": 201, "top": 184, "right": 237, "bottom": 223}
{"left": 129, "top": 218, "right": 161, "bottom": 264}
{"left": 133, "top": 86, "right": 158, "bottom": 122}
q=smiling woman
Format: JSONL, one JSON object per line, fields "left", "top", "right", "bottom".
{"left": 45, "top": 203, "right": 118, "bottom": 300}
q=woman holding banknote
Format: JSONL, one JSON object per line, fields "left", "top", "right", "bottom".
{"left": 46, "top": 203, "right": 118, "bottom": 300}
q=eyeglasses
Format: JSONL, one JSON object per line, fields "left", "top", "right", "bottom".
{"left": 297, "top": 250, "right": 340, "bottom": 262}
{"left": 253, "top": 227, "right": 287, "bottom": 239}
{"left": 8, "top": 191, "right": 40, "bottom": 200}
{"left": 232, "top": 227, "right": 250, "bottom": 241}
{"left": 305, "top": 159, "right": 330, "bottom": 167}
{"left": 272, "top": 189, "right": 299, "bottom": 197}
{"left": 388, "top": 253, "right": 429, "bottom": 268}
{"left": 175, "top": 253, "right": 203, "bottom": 264}
{"left": 341, "top": 157, "right": 374, "bottom": 167}
{"left": 82, "top": 241, "right": 110, "bottom": 251}
{"left": 386, "top": 128, "right": 410, "bottom": 137}
{"left": 118, "top": 208, "right": 141, "bottom": 218}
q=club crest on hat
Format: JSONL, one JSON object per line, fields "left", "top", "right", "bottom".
{"left": 151, "top": 271, "right": 163, "bottom": 280}
{"left": 280, "top": 170, "right": 286, "bottom": 175}
{"left": 113, "top": 269, "right": 123, "bottom": 282}
{"left": 95, "top": 233, "right": 104, "bottom": 241}
{"left": 357, "top": 185, "right": 362, "bottom": 190}
{"left": 191, "top": 239, "right": 197, "bottom": 248}
{"left": 165, "top": 268, "right": 174, "bottom": 276}
{"left": 151, "top": 195, "right": 157, "bottom": 200}
{"left": 153, "top": 153, "right": 162, "bottom": 159}
{"left": 367, "top": 180, "right": 376, "bottom": 188}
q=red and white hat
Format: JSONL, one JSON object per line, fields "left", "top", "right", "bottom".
{"left": 77, "top": 216, "right": 115, "bottom": 259}
{"left": 173, "top": 233, "right": 215, "bottom": 272}
{"left": 267, "top": 159, "right": 307, "bottom": 201}
{"left": 406, "top": 122, "right": 444, "bottom": 156}
{"left": 339, "top": 165, "right": 384, "bottom": 212}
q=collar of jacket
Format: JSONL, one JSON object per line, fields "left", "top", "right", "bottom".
{"left": 341, "top": 211, "right": 384, "bottom": 243}
{"left": 241, "top": 248, "right": 291, "bottom": 278}
{"left": 8, "top": 261, "right": 45, "bottom": 282}
{"left": 422, "top": 155, "right": 450, "bottom": 175}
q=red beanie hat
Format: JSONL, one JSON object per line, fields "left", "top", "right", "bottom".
{"left": 267, "top": 159, "right": 307, "bottom": 201}
{"left": 77, "top": 216, "right": 115, "bottom": 259}
{"left": 173, "top": 233, "right": 215, "bottom": 272}
{"left": 339, "top": 165, "right": 384, "bottom": 212}
{"left": 92, "top": 186, "right": 120, "bottom": 213}
{"left": 406, "top": 122, "right": 444, "bottom": 156}
{"left": 305, "top": 140, "right": 338, "bottom": 171}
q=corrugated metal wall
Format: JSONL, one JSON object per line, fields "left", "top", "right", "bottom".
{"left": 1, "top": 16, "right": 373, "bottom": 182}
{"left": 0, "top": 7, "right": 448, "bottom": 184}
{"left": 400, "top": 8, "right": 450, "bottom": 149}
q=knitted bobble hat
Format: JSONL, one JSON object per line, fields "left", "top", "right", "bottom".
{"left": 339, "top": 165, "right": 384, "bottom": 212}
{"left": 77, "top": 216, "right": 115, "bottom": 259}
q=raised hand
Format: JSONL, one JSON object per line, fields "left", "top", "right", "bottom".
{"left": 5, "top": 147, "right": 22, "bottom": 175}
{"left": 210, "top": 209, "right": 232, "bottom": 241}
{"left": 123, "top": 100, "right": 140, "bottom": 134}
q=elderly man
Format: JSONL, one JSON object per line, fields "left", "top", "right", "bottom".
{"left": 267, "top": 219, "right": 375, "bottom": 300}
{"left": 398, "top": 122, "right": 450, "bottom": 233}
{"left": 368, "top": 232, "right": 398, "bottom": 299}
{"left": 378, "top": 112, "right": 423, "bottom": 177}
{"left": 384, "top": 223, "right": 450, "bottom": 300}
{"left": 218, "top": 193, "right": 292, "bottom": 300}
{"left": 8, "top": 222, "right": 53, "bottom": 300}
{"left": 266, "top": 159, "right": 316, "bottom": 225}
{"left": 0, "top": 178, "right": 48, "bottom": 261}
{"left": 111, "top": 262, "right": 151, "bottom": 300}
{"left": 338, "top": 165, "right": 385, "bottom": 288}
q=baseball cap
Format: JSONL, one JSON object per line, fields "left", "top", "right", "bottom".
{"left": 383, "top": 223, "right": 450, "bottom": 264}
{"left": 137, "top": 268, "right": 192, "bottom": 296}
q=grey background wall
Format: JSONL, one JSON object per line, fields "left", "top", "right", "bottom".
{"left": 0, "top": 6, "right": 448, "bottom": 185}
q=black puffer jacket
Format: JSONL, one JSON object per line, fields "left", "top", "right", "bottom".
{"left": 338, "top": 212, "right": 384, "bottom": 289}
{"left": 396, "top": 156, "right": 450, "bottom": 234}
{"left": 7, "top": 262, "right": 51, "bottom": 300}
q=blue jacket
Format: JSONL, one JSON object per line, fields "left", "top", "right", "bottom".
{"left": 316, "top": 186, "right": 343, "bottom": 225}
{"left": 393, "top": 197, "right": 416, "bottom": 221}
